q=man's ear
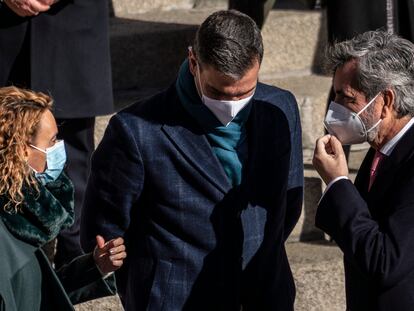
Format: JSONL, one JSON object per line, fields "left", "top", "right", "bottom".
{"left": 188, "top": 47, "right": 197, "bottom": 76}
{"left": 381, "top": 88, "right": 396, "bottom": 119}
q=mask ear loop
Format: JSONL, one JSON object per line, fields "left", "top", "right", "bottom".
{"left": 29, "top": 144, "right": 47, "bottom": 154}
{"left": 366, "top": 118, "right": 382, "bottom": 132}
{"left": 356, "top": 92, "right": 382, "bottom": 133}
{"left": 356, "top": 93, "right": 380, "bottom": 117}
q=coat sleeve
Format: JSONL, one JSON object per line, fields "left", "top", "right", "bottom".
{"left": 56, "top": 253, "right": 117, "bottom": 305}
{"left": 316, "top": 178, "right": 414, "bottom": 288}
{"left": 80, "top": 114, "right": 144, "bottom": 252}
{"left": 0, "top": 294, "right": 4, "bottom": 311}
{"left": 283, "top": 92, "right": 304, "bottom": 240}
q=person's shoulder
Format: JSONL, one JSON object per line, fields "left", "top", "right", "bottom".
{"left": 115, "top": 84, "right": 176, "bottom": 125}
{"left": 254, "top": 82, "right": 299, "bottom": 119}
{"left": 0, "top": 218, "right": 38, "bottom": 277}
{"left": 255, "top": 82, "right": 297, "bottom": 105}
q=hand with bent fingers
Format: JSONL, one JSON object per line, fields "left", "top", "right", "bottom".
{"left": 4, "top": 0, "right": 55, "bottom": 17}
{"left": 93, "top": 235, "right": 127, "bottom": 275}
{"left": 312, "top": 134, "right": 349, "bottom": 185}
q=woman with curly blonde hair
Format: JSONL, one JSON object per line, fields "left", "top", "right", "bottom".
{"left": 0, "top": 86, "right": 126, "bottom": 311}
{"left": 0, "top": 86, "right": 53, "bottom": 213}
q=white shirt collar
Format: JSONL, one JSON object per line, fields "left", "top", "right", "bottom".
{"left": 380, "top": 117, "right": 414, "bottom": 156}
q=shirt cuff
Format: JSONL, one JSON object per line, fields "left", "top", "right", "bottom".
{"left": 318, "top": 176, "right": 349, "bottom": 205}
{"left": 93, "top": 247, "right": 115, "bottom": 279}
{"left": 95, "top": 262, "right": 114, "bottom": 279}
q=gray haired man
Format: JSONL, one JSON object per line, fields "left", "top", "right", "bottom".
{"left": 82, "top": 10, "right": 303, "bottom": 310}
{"left": 313, "top": 30, "right": 414, "bottom": 311}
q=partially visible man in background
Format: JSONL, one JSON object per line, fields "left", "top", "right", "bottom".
{"left": 314, "top": 31, "right": 414, "bottom": 311}
{"left": 0, "top": 0, "right": 113, "bottom": 267}
{"left": 229, "top": 0, "right": 276, "bottom": 29}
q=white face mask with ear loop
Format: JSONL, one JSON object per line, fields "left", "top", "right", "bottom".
{"left": 193, "top": 58, "right": 254, "bottom": 127}
{"left": 324, "top": 93, "right": 382, "bottom": 145}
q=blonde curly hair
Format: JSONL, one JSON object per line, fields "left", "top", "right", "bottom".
{"left": 0, "top": 86, "right": 53, "bottom": 213}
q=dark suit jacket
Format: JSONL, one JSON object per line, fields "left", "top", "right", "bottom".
{"left": 81, "top": 82, "right": 303, "bottom": 310}
{"left": 316, "top": 124, "right": 414, "bottom": 311}
{"left": 0, "top": 218, "right": 116, "bottom": 311}
{"left": 0, "top": 0, "right": 113, "bottom": 118}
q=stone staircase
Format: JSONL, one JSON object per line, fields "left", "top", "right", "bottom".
{"left": 83, "top": 1, "right": 370, "bottom": 309}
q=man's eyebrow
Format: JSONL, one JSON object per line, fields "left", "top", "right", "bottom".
{"left": 207, "top": 85, "right": 256, "bottom": 97}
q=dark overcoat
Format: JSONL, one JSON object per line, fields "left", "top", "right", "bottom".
{"left": 0, "top": 218, "right": 116, "bottom": 311}
{"left": 81, "top": 82, "right": 304, "bottom": 310}
{"left": 0, "top": 0, "right": 113, "bottom": 118}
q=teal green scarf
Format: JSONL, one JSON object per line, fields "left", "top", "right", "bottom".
{"left": 176, "top": 60, "right": 252, "bottom": 186}
{"left": 0, "top": 172, "right": 75, "bottom": 247}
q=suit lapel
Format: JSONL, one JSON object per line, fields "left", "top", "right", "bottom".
{"left": 367, "top": 123, "right": 414, "bottom": 207}
{"left": 162, "top": 90, "right": 231, "bottom": 194}
{"left": 244, "top": 99, "right": 291, "bottom": 205}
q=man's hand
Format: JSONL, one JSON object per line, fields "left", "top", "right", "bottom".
{"left": 312, "top": 134, "right": 349, "bottom": 185}
{"left": 93, "top": 235, "right": 127, "bottom": 275}
{"left": 4, "top": 0, "right": 54, "bottom": 17}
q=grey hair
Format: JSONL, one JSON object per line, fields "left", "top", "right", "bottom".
{"left": 193, "top": 10, "right": 263, "bottom": 80}
{"left": 325, "top": 30, "right": 414, "bottom": 117}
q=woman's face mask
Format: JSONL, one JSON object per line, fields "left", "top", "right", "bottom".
{"left": 30, "top": 140, "right": 67, "bottom": 185}
{"left": 324, "top": 93, "right": 382, "bottom": 145}
{"left": 196, "top": 63, "right": 255, "bottom": 127}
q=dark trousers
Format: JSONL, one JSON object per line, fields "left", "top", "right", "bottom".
{"left": 229, "top": 0, "right": 276, "bottom": 29}
{"left": 54, "top": 118, "right": 95, "bottom": 268}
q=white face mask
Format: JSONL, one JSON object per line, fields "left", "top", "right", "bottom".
{"left": 324, "top": 93, "right": 382, "bottom": 145}
{"left": 196, "top": 64, "right": 254, "bottom": 126}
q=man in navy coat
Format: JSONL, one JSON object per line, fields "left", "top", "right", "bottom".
{"left": 81, "top": 10, "right": 303, "bottom": 311}
{"left": 314, "top": 31, "right": 414, "bottom": 311}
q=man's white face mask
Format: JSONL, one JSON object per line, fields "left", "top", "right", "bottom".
{"left": 324, "top": 93, "right": 382, "bottom": 145}
{"left": 196, "top": 63, "right": 254, "bottom": 127}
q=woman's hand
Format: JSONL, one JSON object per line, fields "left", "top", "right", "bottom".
{"left": 93, "top": 235, "right": 127, "bottom": 275}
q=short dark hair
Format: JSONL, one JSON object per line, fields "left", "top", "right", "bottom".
{"left": 193, "top": 10, "right": 264, "bottom": 79}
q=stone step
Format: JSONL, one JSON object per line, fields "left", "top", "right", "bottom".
{"left": 286, "top": 242, "right": 345, "bottom": 311}
{"left": 110, "top": 0, "right": 196, "bottom": 16}
{"left": 75, "top": 295, "right": 122, "bottom": 311}
{"left": 109, "top": 0, "right": 315, "bottom": 16}
{"left": 262, "top": 74, "right": 332, "bottom": 158}
{"left": 75, "top": 242, "right": 345, "bottom": 310}
{"left": 109, "top": 8, "right": 327, "bottom": 91}
{"left": 110, "top": 0, "right": 226, "bottom": 16}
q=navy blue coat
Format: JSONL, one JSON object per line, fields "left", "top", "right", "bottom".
{"left": 81, "top": 82, "right": 303, "bottom": 310}
{"left": 316, "top": 124, "right": 414, "bottom": 311}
